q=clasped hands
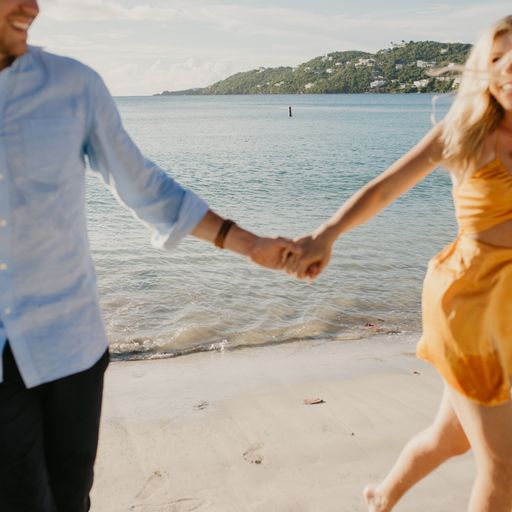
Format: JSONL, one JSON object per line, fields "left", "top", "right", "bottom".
{"left": 247, "top": 229, "right": 334, "bottom": 281}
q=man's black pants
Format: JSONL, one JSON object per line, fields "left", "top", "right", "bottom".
{"left": 0, "top": 343, "right": 109, "bottom": 512}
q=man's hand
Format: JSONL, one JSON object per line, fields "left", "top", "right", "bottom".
{"left": 192, "top": 211, "right": 302, "bottom": 274}
{"left": 247, "top": 236, "right": 302, "bottom": 271}
{"left": 284, "top": 231, "right": 334, "bottom": 280}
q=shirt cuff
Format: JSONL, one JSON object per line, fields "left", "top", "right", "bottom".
{"left": 152, "top": 190, "right": 209, "bottom": 251}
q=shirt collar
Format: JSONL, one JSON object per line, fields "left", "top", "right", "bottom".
{"left": 8, "top": 45, "right": 41, "bottom": 74}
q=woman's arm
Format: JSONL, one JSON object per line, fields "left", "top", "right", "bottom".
{"left": 288, "top": 123, "right": 445, "bottom": 279}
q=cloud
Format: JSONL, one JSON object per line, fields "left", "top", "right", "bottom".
{"left": 99, "top": 57, "right": 233, "bottom": 96}
{"left": 38, "top": 1, "right": 510, "bottom": 44}
{"left": 39, "top": 0, "right": 180, "bottom": 22}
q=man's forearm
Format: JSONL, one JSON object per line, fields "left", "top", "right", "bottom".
{"left": 191, "top": 210, "right": 257, "bottom": 256}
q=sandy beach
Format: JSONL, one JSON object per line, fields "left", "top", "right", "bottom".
{"left": 91, "top": 333, "right": 474, "bottom": 512}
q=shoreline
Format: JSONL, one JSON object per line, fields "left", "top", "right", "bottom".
{"left": 92, "top": 333, "right": 473, "bottom": 511}
{"left": 108, "top": 328, "right": 408, "bottom": 362}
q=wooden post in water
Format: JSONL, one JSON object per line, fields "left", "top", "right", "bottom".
{"left": 288, "top": 106, "right": 292, "bottom": 117}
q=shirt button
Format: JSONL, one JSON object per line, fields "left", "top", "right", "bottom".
{"left": 0, "top": 263, "right": 7, "bottom": 270}
{"left": 4, "top": 308, "right": 11, "bottom": 315}
{"left": 0, "top": 174, "right": 4, "bottom": 181}
{"left": 0, "top": 219, "right": 6, "bottom": 227}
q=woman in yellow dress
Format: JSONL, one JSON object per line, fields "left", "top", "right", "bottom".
{"left": 286, "top": 15, "right": 512, "bottom": 512}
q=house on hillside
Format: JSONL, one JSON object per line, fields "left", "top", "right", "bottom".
{"left": 370, "top": 80, "right": 386, "bottom": 88}
{"left": 355, "top": 58, "right": 375, "bottom": 67}
{"left": 417, "top": 60, "right": 436, "bottom": 68}
{"left": 414, "top": 79, "right": 429, "bottom": 88}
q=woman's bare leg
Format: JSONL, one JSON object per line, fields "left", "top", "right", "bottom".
{"left": 446, "top": 384, "right": 512, "bottom": 512}
{"left": 364, "top": 386, "right": 470, "bottom": 512}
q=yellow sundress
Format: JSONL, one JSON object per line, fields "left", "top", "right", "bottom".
{"left": 416, "top": 155, "right": 512, "bottom": 406}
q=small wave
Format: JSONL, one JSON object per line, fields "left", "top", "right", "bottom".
{"left": 108, "top": 323, "right": 406, "bottom": 362}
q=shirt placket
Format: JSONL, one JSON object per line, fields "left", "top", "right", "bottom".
{"left": 0, "top": 67, "right": 13, "bottom": 339}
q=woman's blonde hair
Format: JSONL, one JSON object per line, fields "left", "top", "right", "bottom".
{"left": 441, "top": 15, "right": 512, "bottom": 170}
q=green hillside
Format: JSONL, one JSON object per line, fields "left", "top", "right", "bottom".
{"left": 157, "top": 41, "right": 471, "bottom": 95}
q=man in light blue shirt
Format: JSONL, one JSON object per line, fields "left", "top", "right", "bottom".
{"left": 0, "top": 2, "right": 299, "bottom": 511}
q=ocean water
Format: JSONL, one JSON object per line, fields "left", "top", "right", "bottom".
{"left": 85, "top": 94, "right": 456, "bottom": 360}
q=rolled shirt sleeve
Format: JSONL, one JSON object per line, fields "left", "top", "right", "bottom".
{"left": 84, "top": 71, "right": 209, "bottom": 250}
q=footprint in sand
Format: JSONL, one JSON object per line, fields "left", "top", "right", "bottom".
{"left": 135, "top": 470, "right": 169, "bottom": 500}
{"left": 193, "top": 401, "right": 209, "bottom": 411}
{"left": 243, "top": 442, "right": 264, "bottom": 464}
{"left": 130, "top": 498, "right": 204, "bottom": 512}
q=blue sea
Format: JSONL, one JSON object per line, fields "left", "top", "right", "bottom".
{"left": 85, "top": 94, "right": 456, "bottom": 360}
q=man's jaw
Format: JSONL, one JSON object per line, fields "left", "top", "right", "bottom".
{"left": 0, "top": 15, "right": 36, "bottom": 66}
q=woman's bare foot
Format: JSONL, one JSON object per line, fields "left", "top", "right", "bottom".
{"left": 363, "top": 484, "right": 390, "bottom": 512}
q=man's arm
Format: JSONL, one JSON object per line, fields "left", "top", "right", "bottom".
{"left": 84, "top": 70, "right": 298, "bottom": 270}
{"left": 192, "top": 210, "right": 299, "bottom": 270}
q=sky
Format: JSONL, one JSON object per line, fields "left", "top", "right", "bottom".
{"left": 31, "top": 0, "right": 512, "bottom": 96}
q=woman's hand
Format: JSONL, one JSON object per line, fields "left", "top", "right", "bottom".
{"left": 285, "top": 230, "right": 334, "bottom": 280}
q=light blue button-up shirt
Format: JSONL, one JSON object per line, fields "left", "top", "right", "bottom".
{"left": 0, "top": 47, "right": 209, "bottom": 387}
